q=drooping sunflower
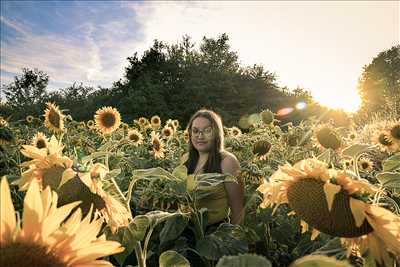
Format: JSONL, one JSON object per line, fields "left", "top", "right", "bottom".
{"left": 26, "top": 115, "right": 34, "bottom": 124}
{"left": 151, "top": 131, "right": 165, "bottom": 159}
{"left": 389, "top": 122, "right": 400, "bottom": 144}
{"left": 150, "top": 115, "right": 161, "bottom": 129}
{"left": 260, "top": 109, "right": 274, "bottom": 125}
{"left": 252, "top": 140, "right": 272, "bottom": 160}
{"left": 230, "top": 126, "right": 242, "bottom": 138}
{"left": 257, "top": 158, "right": 400, "bottom": 265}
{"left": 165, "top": 119, "right": 177, "bottom": 133}
{"left": 313, "top": 124, "right": 343, "bottom": 151}
{"left": 358, "top": 158, "right": 374, "bottom": 172}
{"left": 371, "top": 130, "right": 399, "bottom": 153}
{"left": 94, "top": 106, "right": 121, "bottom": 135}
{"left": 127, "top": 128, "right": 144, "bottom": 146}
{"left": 44, "top": 102, "right": 65, "bottom": 133}
{"left": 31, "top": 132, "right": 49, "bottom": 149}
{"left": 0, "top": 177, "right": 124, "bottom": 267}
{"left": 14, "top": 135, "right": 75, "bottom": 191}
{"left": 162, "top": 126, "right": 174, "bottom": 140}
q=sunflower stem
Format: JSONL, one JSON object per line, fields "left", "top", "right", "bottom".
{"left": 134, "top": 241, "right": 146, "bottom": 267}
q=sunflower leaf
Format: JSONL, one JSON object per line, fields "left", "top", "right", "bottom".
{"left": 215, "top": 253, "right": 272, "bottom": 267}
{"left": 159, "top": 250, "right": 190, "bottom": 267}
{"left": 382, "top": 153, "right": 400, "bottom": 171}
{"left": 342, "top": 144, "right": 371, "bottom": 158}
{"left": 289, "top": 255, "right": 352, "bottom": 267}
{"left": 376, "top": 172, "right": 400, "bottom": 188}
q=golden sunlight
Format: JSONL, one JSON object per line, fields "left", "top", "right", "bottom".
{"left": 311, "top": 84, "right": 361, "bottom": 113}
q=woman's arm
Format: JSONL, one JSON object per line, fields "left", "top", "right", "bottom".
{"left": 221, "top": 152, "right": 244, "bottom": 224}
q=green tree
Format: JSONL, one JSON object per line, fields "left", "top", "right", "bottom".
{"left": 357, "top": 45, "right": 400, "bottom": 115}
{"left": 3, "top": 68, "right": 49, "bottom": 119}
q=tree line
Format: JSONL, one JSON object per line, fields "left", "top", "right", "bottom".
{"left": 1, "top": 34, "right": 398, "bottom": 127}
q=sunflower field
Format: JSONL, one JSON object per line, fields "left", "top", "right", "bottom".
{"left": 0, "top": 102, "right": 399, "bottom": 267}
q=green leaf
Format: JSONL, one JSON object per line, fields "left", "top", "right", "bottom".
{"left": 159, "top": 250, "right": 190, "bottom": 267}
{"left": 376, "top": 172, "right": 400, "bottom": 188}
{"left": 216, "top": 253, "right": 272, "bottom": 267}
{"left": 159, "top": 214, "right": 189, "bottom": 246}
{"left": 196, "top": 223, "right": 248, "bottom": 261}
{"left": 172, "top": 164, "right": 188, "bottom": 180}
{"left": 383, "top": 153, "right": 400, "bottom": 171}
{"left": 317, "top": 149, "right": 331, "bottom": 164}
{"left": 129, "top": 215, "right": 150, "bottom": 241}
{"left": 145, "top": 210, "right": 182, "bottom": 227}
{"left": 289, "top": 255, "right": 352, "bottom": 267}
{"left": 342, "top": 144, "right": 371, "bottom": 158}
{"left": 81, "top": 151, "right": 110, "bottom": 164}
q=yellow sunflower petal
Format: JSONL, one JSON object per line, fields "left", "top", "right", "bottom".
{"left": 0, "top": 177, "right": 17, "bottom": 243}
{"left": 311, "top": 228, "right": 320, "bottom": 240}
{"left": 349, "top": 198, "right": 367, "bottom": 227}
{"left": 300, "top": 220, "right": 309, "bottom": 234}
{"left": 21, "top": 179, "right": 43, "bottom": 240}
{"left": 323, "top": 182, "right": 342, "bottom": 211}
{"left": 365, "top": 205, "right": 400, "bottom": 256}
{"left": 59, "top": 168, "right": 77, "bottom": 188}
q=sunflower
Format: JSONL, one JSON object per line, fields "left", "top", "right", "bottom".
{"left": 238, "top": 115, "right": 251, "bottom": 130}
{"left": 135, "top": 117, "right": 149, "bottom": 128}
{"left": 26, "top": 115, "right": 34, "bottom": 124}
{"left": 257, "top": 158, "right": 400, "bottom": 264}
{"left": 165, "top": 119, "right": 177, "bottom": 133}
{"left": 358, "top": 158, "right": 374, "bottom": 172}
{"left": 260, "top": 109, "right": 274, "bottom": 124}
{"left": 389, "top": 123, "right": 400, "bottom": 143}
{"left": 342, "top": 159, "right": 354, "bottom": 169}
{"left": 86, "top": 119, "right": 95, "bottom": 128}
{"left": 172, "top": 119, "right": 180, "bottom": 129}
{"left": 150, "top": 115, "right": 161, "bottom": 129}
{"left": 313, "top": 124, "right": 343, "bottom": 151}
{"left": 151, "top": 131, "right": 165, "bottom": 159}
{"left": 162, "top": 126, "right": 174, "bottom": 140}
{"left": 14, "top": 135, "right": 75, "bottom": 191}
{"left": 371, "top": 130, "right": 399, "bottom": 153}
{"left": 347, "top": 131, "right": 357, "bottom": 141}
{"left": 230, "top": 126, "right": 242, "bottom": 138}
{"left": 0, "top": 116, "right": 8, "bottom": 127}
{"left": 44, "top": 102, "right": 65, "bottom": 133}
{"left": 0, "top": 177, "right": 124, "bottom": 267}
{"left": 183, "top": 129, "right": 190, "bottom": 143}
{"left": 94, "top": 106, "right": 121, "bottom": 135}
{"left": 73, "top": 163, "right": 133, "bottom": 233}
{"left": 31, "top": 132, "right": 48, "bottom": 149}
{"left": 253, "top": 140, "right": 272, "bottom": 160}
{"left": 127, "top": 128, "right": 144, "bottom": 146}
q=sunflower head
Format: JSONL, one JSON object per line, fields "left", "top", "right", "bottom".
{"left": 342, "top": 159, "right": 354, "bottom": 169}
{"left": 347, "top": 131, "right": 357, "bottom": 141}
{"left": 26, "top": 115, "right": 34, "bottom": 124}
{"left": 162, "top": 126, "right": 174, "bottom": 139}
{"left": 31, "top": 132, "right": 48, "bottom": 149}
{"left": 122, "top": 122, "right": 129, "bottom": 131}
{"left": 86, "top": 119, "right": 95, "bottom": 128}
{"left": 44, "top": 102, "right": 65, "bottom": 133}
{"left": 0, "top": 117, "right": 8, "bottom": 127}
{"left": 172, "top": 119, "right": 179, "bottom": 129}
{"left": 314, "top": 125, "right": 343, "bottom": 150}
{"left": 389, "top": 123, "right": 400, "bottom": 141}
{"left": 238, "top": 115, "right": 251, "bottom": 129}
{"left": 252, "top": 140, "right": 272, "bottom": 160}
{"left": 165, "top": 119, "right": 177, "bottom": 132}
{"left": 372, "top": 130, "right": 398, "bottom": 152}
{"left": 183, "top": 129, "right": 190, "bottom": 143}
{"left": 230, "top": 126, "right": 242, "bottom": 137}
{"left": 94, "top": 106, "right": 121, "bottom": 135}
{"left": 127, "top": 129, "right": 143, "bottom": 146}
{"left": 151, "top": 131, "right": 165, "bottom": 159}
{"left": 358, "top": 158, "right": 373, "bottom": 172}
{"left": 136, "top": 117, "right": 149, "bottom": 127}
{"left": 150, "top": 115, "right": 161, "bottom": 129}
{"left": 260, "top": 109, "right": 274, "bottom": 124}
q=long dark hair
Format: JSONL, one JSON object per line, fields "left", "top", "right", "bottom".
{"left": 185, "top": 109, "right": 225, "bottom": 174}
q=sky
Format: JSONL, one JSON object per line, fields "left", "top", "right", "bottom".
{"left": 1, "top": 1, "right": 399, "bottom": 112}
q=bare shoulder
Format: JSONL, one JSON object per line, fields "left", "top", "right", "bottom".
{"left": 180, "top": 152, "right": 189, "bottom": 164}
{"left": 221, "top": 151, "right": 240, "bottom": 175}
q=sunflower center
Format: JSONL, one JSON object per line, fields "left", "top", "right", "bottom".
{"left": 101, "top": 113, "right": 116, "bottom": 128}
{"left": 287, "top": 179, "right": 373, "bottom": 237}
{"left": 153, "top": 139, "right": 161, "bottom": 151}
{"left": 129, "top": 134, "right": 139, "bottom": 142}
{"left": 48, "top": 108, "right": 61, "bottom": 128}
{"left": 42, "top": 165, "right": 66, "bottom": 190}
{"left": 361, "top": 162, "right": 370, "bottom": 170}
{"left": 253, "top": 141, "right": 271, "bottom": 156}
{"left": 378, "top": 133, "right": 393, "bottom": 146}
{"left": 0, "top": 242, "right": 67, "bottom": 267}
{"left": 163, "top": 129, "right": 171, "bottom": 137}
{"left": 36, "top": 139, "right": 47, "bottom": 149}
{"left": 390, "top": 125, "right": 400, "bottom": 140}
{"left": 316, "top": 128, "right": 342, "bottom": 150}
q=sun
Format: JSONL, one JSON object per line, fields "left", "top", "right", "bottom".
{"left": 312, "top": 85, "right": 361, "bottom": 113}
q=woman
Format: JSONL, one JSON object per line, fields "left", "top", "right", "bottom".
{"left": 181, "top": 109, "right": 244, "bottom": 224}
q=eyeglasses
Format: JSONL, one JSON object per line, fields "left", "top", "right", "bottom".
{"left": 191, "top": 127, "right": 213, "bottom": 138}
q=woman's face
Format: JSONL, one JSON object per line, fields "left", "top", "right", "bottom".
{"left": 191, "top": 117, "right": 215, "bottom": 153}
